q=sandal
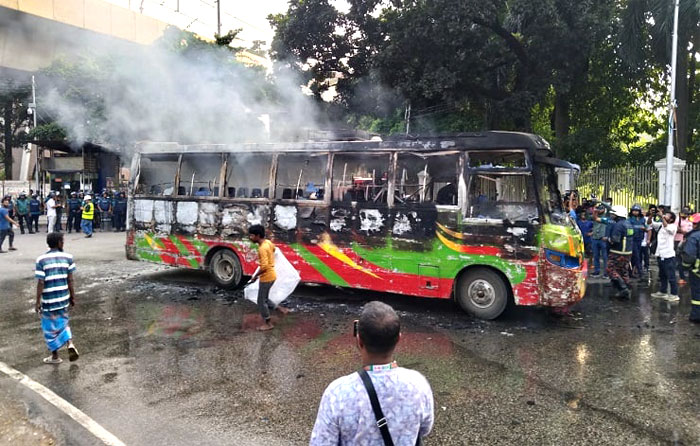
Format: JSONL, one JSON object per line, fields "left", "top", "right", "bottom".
{"left": 43, "top": 356, "right": 63, "bottom": 364}
{"left": 68, "top": 345, "right": 80, "bottom": 362}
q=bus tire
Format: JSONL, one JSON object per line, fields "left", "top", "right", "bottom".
{"left": 209, "top": 249, "right": 243, "bottom": 289}
{"left": 456, "top": 268, "right": 508, "bottom": 320}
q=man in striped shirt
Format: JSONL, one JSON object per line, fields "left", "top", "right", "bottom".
{"left": 35, "top": 233, "right": 80, "bottom": 364}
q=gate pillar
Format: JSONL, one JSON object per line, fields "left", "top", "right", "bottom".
{"left": 655, "top": 157, "right": 686, "bottom": 212}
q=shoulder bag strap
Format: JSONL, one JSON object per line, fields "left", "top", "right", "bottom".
{"left": 358, "top": 370, "right": 394, "bottom": 446}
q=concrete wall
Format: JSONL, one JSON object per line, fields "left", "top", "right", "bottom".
{"left": 0, "top": 5, "right": 168, "bottom": 73}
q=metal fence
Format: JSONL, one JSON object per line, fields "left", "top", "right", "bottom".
{"left": 680, "top": 163, "right": 700, "bottom": 211}
{"left": 576, "top": 164, "right": 699, "bottom": 211}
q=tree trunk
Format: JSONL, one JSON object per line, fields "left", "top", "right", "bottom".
{"left": 554, "top": 91, "right": 570, "bottom": 157}
{"left": 3, "top": 103, "right": 12, "bottom": 180}
{"left": 674, "top": 32, "right": 690, "bottom": 159}
{"left": 685, "top": 29, "right": 698, "bottom": 160}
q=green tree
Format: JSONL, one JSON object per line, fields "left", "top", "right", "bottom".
{"left": 0, "top": 80, "right": 31, "bottom": 179}
{"left": 619, "top": 0, "right": 700, "bottom": 160}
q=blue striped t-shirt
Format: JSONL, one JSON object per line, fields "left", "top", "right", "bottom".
{"left": 35, "top": 250, "right": 76, "bottom": 312}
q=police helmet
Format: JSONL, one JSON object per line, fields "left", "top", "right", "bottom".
{"left": 631, "top": 204, "right": 642, "bottom": 212}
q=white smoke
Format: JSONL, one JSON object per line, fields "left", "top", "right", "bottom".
{"left": 32, "top": 26, "right": 323, "bottom": 151}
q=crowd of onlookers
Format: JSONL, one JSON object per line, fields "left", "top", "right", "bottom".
{"left": 0, "top": 189, "right": 127, "bottom": 253}
{"left": 563, "top": 192, "right": 699, "bottom": 323}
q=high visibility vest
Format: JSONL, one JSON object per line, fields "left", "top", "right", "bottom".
{"left": 82, "top": 202, "right": 94, "bottom": 220}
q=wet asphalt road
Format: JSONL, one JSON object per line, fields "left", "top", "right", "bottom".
{"left": 0, "top": 231, "right": 698, "bottom": 445}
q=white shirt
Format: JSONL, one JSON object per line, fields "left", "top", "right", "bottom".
{"left": 46, "top": 198, "right": 56, "bottom": 217}
{"left": 310, "top": 366, "right": 434, "bottom": 446}
{"left": 655, "top": 223, "right": 677, "bottom": 259}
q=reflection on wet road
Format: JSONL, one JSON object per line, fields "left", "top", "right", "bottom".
{"left": 1, "top": 253, "right": 699, "bottom": 445}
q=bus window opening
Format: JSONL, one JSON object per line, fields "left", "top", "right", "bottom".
{"left": 396, "top": 152, "right": 460, "bottom": 205}
{"left": 225, "top": 154, "right": 273, "bottom": 198}
{"left": 467, "top": 173, "right": 538, "bottom": 222}
{"left": 275, "top": 154, "right": 328, "bottom": 200}
{"left": 136, "top": 154, "right": 179, "bottom": 196}
{"left": 332, "top": 153, "right": 391, "bottom": 203}
{"left": 178, "top": 154, "right": 223, "bottom": 196}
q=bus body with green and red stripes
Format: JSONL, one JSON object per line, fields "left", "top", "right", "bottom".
{"left": 126, "top": 132, "right": 586, "bottom": 319}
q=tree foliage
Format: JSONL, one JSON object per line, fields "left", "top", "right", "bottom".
{"left": 270, "top": 0, "right": 699, "bottom": 166}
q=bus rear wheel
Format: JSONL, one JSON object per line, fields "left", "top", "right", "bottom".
{"left": 456, "top": 268, "right": 508, "bottom": 320}
{"left": 209, "top": 249, "right": 243, "bottom": 289}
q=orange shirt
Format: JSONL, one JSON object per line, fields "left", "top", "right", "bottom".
{"left": 258, "top": 239, "right": 276, "bottom": 282}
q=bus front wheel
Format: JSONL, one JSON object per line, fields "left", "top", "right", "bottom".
{"left": 209, "top": 249, "right": 243, "bottom": 289}
{"left": 456, "top": 268, "right": 508, "bottom": 320}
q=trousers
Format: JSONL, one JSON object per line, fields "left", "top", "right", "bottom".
{"left": 257, "top": 280, "right": 275, "bottom": 321}
{"left": 607, "top": 253, "right": 631, "bottom": 290}
{"left": 657, "top": 257, "right": 678, "bottom": 296}
{"left": 592, "top": 239, "right": 608, "bottom": 275}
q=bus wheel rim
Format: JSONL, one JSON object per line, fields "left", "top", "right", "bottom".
{"left": 216, "top": 259, "right": 234, "bottom": 281}
{"left": 467, "top": 279, "right": 496, "bottom": 308}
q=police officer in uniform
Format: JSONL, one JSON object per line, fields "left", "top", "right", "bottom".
{"left": 607, "top": 205, "right": 634, "bottom": 299}
{"left": 681, "top": 213, "right": 700, "bottom": 323}
{"left": 66, "top": 192, "right": 82, "bottom": 233}
{"left": 112, "top": 191, "right": 127, "bottom": 232}
{"left": 97, "top": 191, "right": 112, "bottom": 231}
{"left": 29, "top": 194, "right": 41, "bottom": 233}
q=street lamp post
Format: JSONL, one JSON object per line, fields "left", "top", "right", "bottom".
{"left": 30, "top": 75, "right": 39, "bottom": 193}
{"left": 663, "top": 0, "right": 680, "bottom": 208}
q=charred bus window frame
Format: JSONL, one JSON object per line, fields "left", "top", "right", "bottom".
{"left": 273, "top": 152, "right": 331, "bottom": 205}
{"left": 394, "top": 151, "right": 462, "bottom": 207}
{"left": 176, "top": 153, "right": 226, "bottom": 199}
{"left": 464, "top": 149, "right": 538, "bottom": 222}
{"left": 133, "top": 152, "right": 181, "bottom": 197}
{"left": 221, "top": 152, "right": 275, "bottom": 202}
{"left": 331, "top": 152, "right": 393, "bottom": 205}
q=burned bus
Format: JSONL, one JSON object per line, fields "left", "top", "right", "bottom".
{"left": 126, "top": 132, "right": 586, "bottom": 319}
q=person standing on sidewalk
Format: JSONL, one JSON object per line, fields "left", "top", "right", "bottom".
{"left": 0, "top": 196, "right": 19, "bottom": 253}
{"left": 606, "top": 205, "right": 634, "bottom": 299}
{"left": 45, "top": 192, "right": 58, "bottom": 234}
{"left": 676, "top": 207, "right": 693, "bottom": 285}
{"left": 681, "top": 213, "right": 700, "bottom": 323}
{"left": 80, "top": 195, "right": 94, "bottom": 238}
{"left": 248, "top": 224, "right": 288, "bottom": 331}
{"left": 650, "top": 211, "right": 679, "bottom": 302}
{"left": 35, "top": 232, "right": 80, "bottom": 364}
{"left": 15, "top": 192, "right": 31, "bottom": 234}
{"left": 29, "top": 194, "right": 41, "bottom": 233}
{"left": 310, "top": 301, "right": 434, "bottom": 446}
{"left": 591, "top": 205, "right": 610, "bottom": 278}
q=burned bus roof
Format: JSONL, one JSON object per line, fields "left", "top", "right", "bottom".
{"left": 135, "top": 131, "right": 552, "bottom": 156}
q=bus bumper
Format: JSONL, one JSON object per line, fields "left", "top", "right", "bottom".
{"left": 539, "top": 258, "right": 587, "bottom": 307}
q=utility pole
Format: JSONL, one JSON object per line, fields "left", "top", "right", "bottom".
{"left": 30, "top": 75, "right": 39, "bottom": 193}
{"left": 663, "top": 0, "right": 680, "bottom": 207}
{"left": 216, "top": 0, "right": 221, "bottom": 36}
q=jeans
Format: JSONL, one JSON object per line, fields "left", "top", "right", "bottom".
{"left": 658, "top": 257, "right": 678, "bottom": 295}
{"left": 0, "top": 228, "right": 14, "bottom": 249}
{"left": 631, "top": 239, "right": 643, "bottom": 275}
{"left": 81, "top": 219, "right": 93, "bottom": 236}
{"left": 257, "top": 280, "right": 275, "bottom": 321}
{"left": 592, "top": 239, "right": 608, "bottom": 275}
